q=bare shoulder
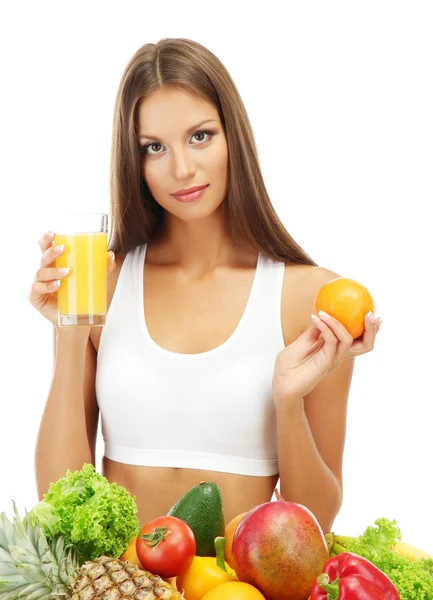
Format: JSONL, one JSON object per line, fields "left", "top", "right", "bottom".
{"left": 281, "top": 264, "right": 340, "bottom": 344}
{"left": 90, "top": 251, "right": 127, "bottom": 352}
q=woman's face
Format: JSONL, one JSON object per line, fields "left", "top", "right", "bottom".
{"left": 137, "top": 87, "right": 228, "bottom": 221}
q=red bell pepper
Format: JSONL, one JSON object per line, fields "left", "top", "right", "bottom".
{"left": 310, "top": 552, "right": 400, "bottom": 600}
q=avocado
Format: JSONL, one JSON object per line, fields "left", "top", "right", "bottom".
{"left": 167, "top": 481, "right": 225, "bottom": 556}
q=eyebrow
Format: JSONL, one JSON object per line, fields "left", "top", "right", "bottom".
{"left": 138, "top": 119, "right": 218, "bottom": 142}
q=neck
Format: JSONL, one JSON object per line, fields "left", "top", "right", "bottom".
{"left": 151, "top": 208, "right": 248, "bottom": 276}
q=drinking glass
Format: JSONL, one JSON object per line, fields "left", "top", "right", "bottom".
{"left": 52, "top": 213, "right": 108, "bottom": 327}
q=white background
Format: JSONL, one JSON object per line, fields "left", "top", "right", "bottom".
{"left": 1, "top": 2, "right": 432, "bottom": 552}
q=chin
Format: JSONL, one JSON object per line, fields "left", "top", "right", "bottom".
{"left": 156, "top": 196, "right": 225, "bottom": 221}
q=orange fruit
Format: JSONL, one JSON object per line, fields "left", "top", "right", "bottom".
{"left": 314, "top": 277, "right": 375, "bottom": 339}
{"left": 119, "top": 535, "right": 142, "bottom": 567}
{"left": 202, "top": 581, "right": 266, "bottom": 600}
{"left": 224, "top": 512, "right": 247, "bottom": 569}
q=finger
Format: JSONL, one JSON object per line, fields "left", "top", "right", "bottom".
{"left": 311, "top": 314, "right": 338, "bottom": 362}
{"left": 348, "top": 313, "right": 380, "bottom": 356}
{"left": 376, "top": 317, "right": 382, "bottom": 333}
{"left": 36, "top": 266, "right": 71, "bottom": 282}
{"left": 107, "top": 251, "right": 116, "bottom": 274}
{"left": 360, "top": 311, "right": 378, "bottom": 352}
{"left": 301, "top": 316, "right": 323, "bottom": 342}
{"left": 317, "top": 311, "right": 353, "bottom": 346}
{"left": 317, "top": 310, "right": 353, "bottom": 361}
{"left": 38, "top": 230, "right": 56, "bottom": 253}
{"left": 309, "top": 335, "right": 326, "bottom": 356}
{"left": 41, "top": 242, "right": 65, "bottom": 267}
{"left": 29, "top": 278, "right": 61, "bottom": 302}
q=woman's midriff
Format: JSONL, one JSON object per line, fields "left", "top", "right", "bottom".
{"left": 102, "top": 456, "right": 279, "bottom": 527}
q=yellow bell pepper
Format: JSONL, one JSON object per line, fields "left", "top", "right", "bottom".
{"left": 176, "top": 537, "right": 237, "bottom": 600}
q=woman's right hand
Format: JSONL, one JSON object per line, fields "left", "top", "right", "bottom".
{"left": 28, "top": 231, "right": 116, "bottom": 331}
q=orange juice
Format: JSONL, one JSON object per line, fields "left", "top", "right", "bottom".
{"left": 54, "top": 231, "right": 107, "bottom": 326}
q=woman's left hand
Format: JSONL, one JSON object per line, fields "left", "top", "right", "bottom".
{"left": 272, "top": 311, "right": 382, "bottom": 409}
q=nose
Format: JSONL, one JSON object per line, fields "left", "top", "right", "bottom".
{"left": 171, "top": 146, "right": 196, "bottom": 181}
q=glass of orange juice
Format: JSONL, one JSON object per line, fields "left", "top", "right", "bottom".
{"left": 52, "top": 213, "right": 108, "bottom": 327}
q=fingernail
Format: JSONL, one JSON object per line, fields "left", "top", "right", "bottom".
{"left": 318, "top": 310, "right": 329, "bottom": 319}
{"left": 311, "top": 313, "right": 319, "bottom": 322}
{"left": 53, "top": 280, "right": 61, "bottom": 288}
{"left": 58, "top": 268, "right": 70, "bottom": 275}
{"left": 367, "top": 311, "right": 375, "bottom": 323}
{"left": 54, "top": 244, "right": 65, "bottom": 253}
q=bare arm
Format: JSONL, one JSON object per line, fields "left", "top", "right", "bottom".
{"left": 274, "top": 265, "right": 365, "bottom": 532}
{"left": 276, "top": 358, "right": 354, "bottom": 533}
{"left": 34, "top": 328, "right": 99, "bottom": 499}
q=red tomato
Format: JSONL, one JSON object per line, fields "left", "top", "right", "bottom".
{"left": 136, "top": 515, "right": 196, "bottom": 578}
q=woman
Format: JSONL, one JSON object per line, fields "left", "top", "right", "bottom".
{"left": 29, "top": 38, "right": 380, "bottom": 533}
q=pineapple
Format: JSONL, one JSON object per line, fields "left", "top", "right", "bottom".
{"left": 0, "top": 506, "right": 183, "bottom": 600}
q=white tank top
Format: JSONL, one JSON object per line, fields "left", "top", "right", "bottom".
{"left": 96, "top": 243, "right": 286, "bottom": 476}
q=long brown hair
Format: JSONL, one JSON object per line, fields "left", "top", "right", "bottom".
{"left": 109, "top": 38, "right": 316, "bottom": 266}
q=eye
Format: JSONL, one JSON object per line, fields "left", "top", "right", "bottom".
{"left": 140, "top": 142, "right": 164, "bottom": 156}
{"left": 192, "top": 130, "right": 215, "bottom": 145}
{"left": 191, "top": 130, "right": 213, "bottom": 144}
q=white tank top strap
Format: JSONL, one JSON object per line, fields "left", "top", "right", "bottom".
{"left": 98, "top": 244, "right": 144, "bottom": 347}
{"left": 243, "top": 252, "right": 286, "bottom": 351}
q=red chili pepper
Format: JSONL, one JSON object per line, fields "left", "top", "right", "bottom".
{"left": 310, "top": 552, "right": 400, "bottom": 600}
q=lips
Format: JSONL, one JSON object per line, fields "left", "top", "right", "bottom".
{"left": 172, "top": 184, "right": 208, "bottom": 196}
{"left": 171, "top": 184, "right": 209, "bottom": 203}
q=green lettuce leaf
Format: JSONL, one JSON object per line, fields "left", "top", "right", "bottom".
{"left": 334, "top": 518, "right": 433, "bottom": 600}
{"left": 27, "top": 464, "right": 139, "bottom": 563}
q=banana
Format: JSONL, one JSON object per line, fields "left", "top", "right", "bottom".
{"left": 391, "top": 541, "right": 433, "bottom": 562}
{"left": 324, "top": 532, "right": 335, "bottom": 553}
